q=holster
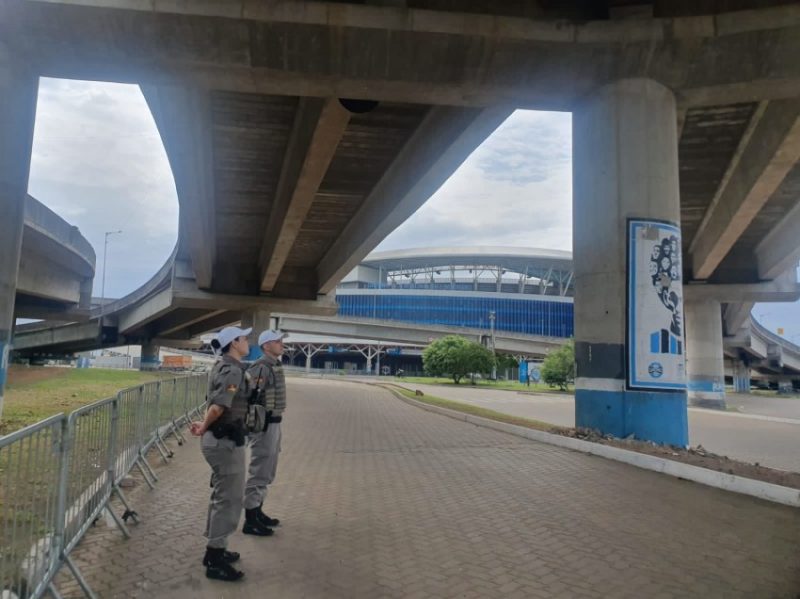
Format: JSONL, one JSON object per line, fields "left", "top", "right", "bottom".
{"left": 209, "top": 420, "right": 246, "bottom": 447}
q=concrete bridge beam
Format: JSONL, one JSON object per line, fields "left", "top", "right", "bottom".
{"left": 722, "top": 301, "right": 754, "bottom": 336}
{"left": 316, "top": 106, "right": 512, "bottom": 294}
{"left": 573, "top": 78, "right": 688, "bottom": 446}
{"left": 259, "top": 98, "right": 351, "bottom": 293}
{"left": 690, "top": 99, "right": 800, "bottom": 280}
{"left": 756, "top": 199, "right": 800, "bottom": 281}
{"left": 685, "top": 299, "right": 726, "bottom": 409}
{"left": 0, "top": 63, "right": 37, "bottom": 417}
{"left": 143, "top": 85, "right": 216, "bottom": 289}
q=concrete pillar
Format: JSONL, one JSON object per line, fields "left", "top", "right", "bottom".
{"left": 140, "top": 342, "right": 160, "bottom": 371}
{"left": 684, "top": 299, "right": 726, "bottom": 409}
{"left": 305, "top": 352, "right": 312, "bottom": 371}
{"left": 573, "top": 78, "right": 688, "bottom": 446}
{"left": 733, "top": 358, "right": 751, "bottom": 393}
{"left": 79, "top": 277, "right": 93, "bottom": 310}
{"left": 0, "top": 63, "right": 38, "bottom": 418}
{"left": 241, "top": 309, "right": 272, "bottom": 360}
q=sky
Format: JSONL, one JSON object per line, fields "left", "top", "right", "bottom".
{"left": 25, "top": 78, "right": 800, "bottom": 344}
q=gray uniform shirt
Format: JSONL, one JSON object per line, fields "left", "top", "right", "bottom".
{"left": 247, "top": 354, "right": 287, "bottom": 416}
{"left": 207, "top": 354, "right": 251, "bottom": 426}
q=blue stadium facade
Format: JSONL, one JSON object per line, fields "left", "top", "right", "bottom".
{"left": 337, "top": 291, "right": 573, "bottom": 338}
{"left": 335, "top": 247, "right": 575, "bottom": 340}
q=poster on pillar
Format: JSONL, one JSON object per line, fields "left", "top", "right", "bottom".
{"left": 627, "top": 219, "right": 687, "bottom": 391}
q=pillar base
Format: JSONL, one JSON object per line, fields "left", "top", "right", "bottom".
{"left": 687, "top": 380, "right": 726, "bottom": 410}
{"left": 689, "top": 397, "right": 727, "bottom": 410}
{"left": 576, "top": 388, "right": 688, "bottom": 447}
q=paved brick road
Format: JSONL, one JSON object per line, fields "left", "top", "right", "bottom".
{"left": 57, "top": 378, "right": 800, "bottom": 598}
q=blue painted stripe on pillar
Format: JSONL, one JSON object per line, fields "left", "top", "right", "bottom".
{"left": 245, "top": 346, "right": 263, "bottom": 362}
{"left": 687, "top": 381, "right": 722, "bottom": 392}
{"left": 576, "top": 388, "right": 688, "bottom": 447}
{"left": 650, "top": 332, "right": 659, "bottom": 354}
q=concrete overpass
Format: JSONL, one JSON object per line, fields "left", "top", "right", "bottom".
{"left": 273, "top": 311, "right": 800, "bottom": 386}
{"left": 10, "top": 247, "right": 337, "bottom": 362}
{"left": 274, "top": 313, "right": 564, "bottom": 358}
{"left": 3, "top": 1, "right": 800, "bottom": 443}
{"left": 15, "top": 194, "right": 95, "bottom": 320}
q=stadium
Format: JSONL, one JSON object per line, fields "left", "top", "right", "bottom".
{"left": 280, "top": 247, "right": 574, "bottom": 375}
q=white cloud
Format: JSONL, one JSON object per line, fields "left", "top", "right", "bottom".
{"left": 28, "top": 78, "right": 179, "bottom": 299}
{"left": 379, "top": 110, "right": 573, "bottom": 252}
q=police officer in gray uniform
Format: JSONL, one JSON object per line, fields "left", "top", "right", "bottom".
{"left": 244, "top": 329, "right": 288, "bottom": 530}
{"left": 189, "top": 326, "right": 270, "bottom": 582}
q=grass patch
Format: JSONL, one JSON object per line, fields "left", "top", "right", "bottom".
{"left": 388, "top": 386, "right": 564, "bottom": 433}
{"left": 396, "top": 376, "right": 573, "bottom": 395}
{"left": 2, "top": 368, "right": 169, "bottom": 434}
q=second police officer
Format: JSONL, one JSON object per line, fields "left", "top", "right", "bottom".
{"left": 243, "top": 329, "right": 288, "bottom": 532}
{"left": 189, "top": 326, "right": 272, "bottom": 583}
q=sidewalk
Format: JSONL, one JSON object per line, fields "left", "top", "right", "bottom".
{"left": 56, "top": 378, "right": 800, "bottom": 598}
{"left": 391, "top": 381, "right": 800, "bottom": 472}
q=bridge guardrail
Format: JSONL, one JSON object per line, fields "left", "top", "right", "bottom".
{"left": 0, "top": 372, "right": 208, "bottom": 599}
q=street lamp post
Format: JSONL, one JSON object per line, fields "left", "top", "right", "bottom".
{"left": 100, "top": 230, "right": 122, "bottom": 318}
{"left": 489, "top": 310, "right": 496, "bottom": 380}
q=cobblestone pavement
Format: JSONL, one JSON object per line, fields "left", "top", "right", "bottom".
{"left": 394, "top": 382, "right": 800, "bottom": 472}
{"left": 56, "top": 378, "right": 800, "bottom": 598}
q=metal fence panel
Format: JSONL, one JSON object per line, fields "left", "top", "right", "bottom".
{"left": 114, "top": 387, "right": 141, "bottom": 485}
{"left": 137, "top": 382, "right": 161, "bottom": 455}
{"left": 63, "top": 398, "right": 114, "bottom": 555}
{"left": 0, "top": 415, "right": 65, "bottom": 599}
{"left": 0, "top": 373, "right": 208, "bottom": 599}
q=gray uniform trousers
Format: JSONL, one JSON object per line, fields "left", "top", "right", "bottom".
{"left": 244, "top": 422, "right": 282, "bottom": 510}
{"left": 201, "top": 432, "right": 246, "bottom": 548}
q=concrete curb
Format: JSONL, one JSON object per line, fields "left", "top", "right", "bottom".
{"left": 375, "top": 384, "right": 800, "bottom": 509}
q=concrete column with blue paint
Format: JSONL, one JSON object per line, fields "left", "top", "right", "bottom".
{"left": 572, "top": 78, "right": 689, "bottom": 447}
{"left": 733, "top": 358, "right": 751, "bottom": 393}
{"left": 685, "top": 298, "right": 727, "bottom": 409}
{"left": 0, "top": 64, "right": 38, "bottom": 418}
{"left": 140, "top": 342, "right": 160, "bottom": 371}
{"left": 241, "top": 309, "right": 273, "bottom": 361}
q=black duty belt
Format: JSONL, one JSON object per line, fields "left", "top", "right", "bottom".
{"left": 209, "top": 420, "right": 246, "bottom": 446}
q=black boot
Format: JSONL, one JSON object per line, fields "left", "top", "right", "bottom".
{"left": 203, "top": 547, "right": 244, "bottom": 582}
{"left": 257, "top": 503, "right": 280, "bottom": 528}
{"left": 202, "top": 549, "right": 240, "bottom": 566}
{"left": 243, "top": 508, "right": 274, "bottom": 536}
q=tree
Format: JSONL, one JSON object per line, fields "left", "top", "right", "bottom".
{"left": 422, "top": 335, "right": 495, "bottom": 384}
{"left": 541, "top": 339, "right": 575, "bottom": 391}
{"left": 495, "top": 353, "right": 519, "bottom": 371}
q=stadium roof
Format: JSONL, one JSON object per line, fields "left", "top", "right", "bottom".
{"left": 362, "top": 247, "right": 573, "bottom": 274}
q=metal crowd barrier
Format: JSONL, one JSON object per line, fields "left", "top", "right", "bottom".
{"left": 0, "top": 372, "right": 209, "bottom": 599}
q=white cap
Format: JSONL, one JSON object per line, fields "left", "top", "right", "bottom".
{"left": 216, "top": 326, "right": 252, "bottom": 350}
{"left": 258, "top": 329, "right": 286, "bottom": 346}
